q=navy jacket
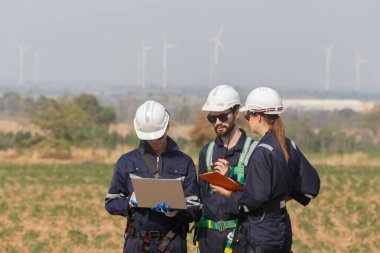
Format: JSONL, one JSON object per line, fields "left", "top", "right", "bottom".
{"left": 286, "top": 139, "right": 320, "bottom": 206}
{"left": 239, "top": 131, "right": 292, "bottom": 211}
{"left": 198, "top": 129, "right": 247, "bottom": 221}
{"left": 105, "top": 137, "right": 200, "bottom": 232}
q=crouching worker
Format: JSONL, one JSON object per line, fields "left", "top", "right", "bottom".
{"left": 105, "top": 100, "right": 200, "bottom": 253}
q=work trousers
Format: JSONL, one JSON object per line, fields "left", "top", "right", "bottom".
{"left": 232, "top": 212, "right": 292, "bottom": 253}
{"left": 196, "top": 227, "right": 234, "bottom": 253}
{"left": 123, "top": 231, "right": 187, "bottom": 253}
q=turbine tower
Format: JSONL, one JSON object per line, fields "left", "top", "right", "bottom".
{"left": 355, "top": 52, "right": 367, "bottom": 94}
{"left": 34, "top": 49, "right": 40, "bottom": 84}
{"left": 162, "top": 37, "right": 176, "bottom": 90}
{"left": 18, "top": 45, "right": 28, "bottom": 86}
{"left": 139, "top": 43, "right": 152, "bottom": 89}
{"left": 136, "top": 49, "right": 141, "bottom": 87}
{"left": 323, "top": 42, "right": 335, "bottom": 92}
{"left": 208, "top": 52, "right": 213, "bottom": 91}
{"left": 208, "top": 27, "right": 225, "bottom": 88}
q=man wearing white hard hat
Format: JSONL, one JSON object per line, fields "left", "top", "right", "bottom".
{"left": 105, "top": 100, "right": 200, "bottom": 253}
{"left": 193, "top": 85, "right": 258, "bottom": 253}
{"left": 228, "top": 87, "right": 320, "bottom": 253}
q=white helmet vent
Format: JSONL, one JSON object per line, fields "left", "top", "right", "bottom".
{"left": 134, "top": 100, "right": 169, "bottom": 140}
{"left": 202, "top": 85, "right": 241, "bottom": 112}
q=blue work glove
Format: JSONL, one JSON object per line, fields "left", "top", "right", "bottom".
{"left": 152, "top": 202, "right": 172, "bottom": 212}
{"left": 130, "top": 199, "right": 138, "bottom": 207}
{"left": 128, "top": 192, "right": 138, "bottom": 209}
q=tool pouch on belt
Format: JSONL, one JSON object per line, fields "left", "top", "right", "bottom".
{"left": 125, "top": 222, "right": 179, "bottom": 253}
{"left": 230, "top": 220, "right": 247, "bottom": 253}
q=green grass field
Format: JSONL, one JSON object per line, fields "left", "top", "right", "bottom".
{"left": 0, "top": 164, "right": 379, "bottom": 253}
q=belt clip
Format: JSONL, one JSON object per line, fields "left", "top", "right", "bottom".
{"left": 148, "top": 231, "right": 161, "bottom": 239}
{"left": 256, "top": 211, "right": 266, "bottom": 224}
{"left": 217, "top": 220, "right": 225, "bottom": 232}
{"left": 250, "top": 211, "right": 266, "bottom": 224}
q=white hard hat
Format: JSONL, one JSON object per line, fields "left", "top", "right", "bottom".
{"left": 133, "top": 100, "right": 169, "bottom": 140}
{"left": 202, "top": 85, "right": 241, "bottom": 112}
{"left": 240, "top": 87, "right": 284, "bottom": 114}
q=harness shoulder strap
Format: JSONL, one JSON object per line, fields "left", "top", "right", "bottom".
{"left": 139, "top": 149, "right": 158, "bottom": 177}
{"left": 205, "top": 141, "right": 215, "bottom": 171}
{"left": 237, "top": 137, "right": 253, "bottom": 166}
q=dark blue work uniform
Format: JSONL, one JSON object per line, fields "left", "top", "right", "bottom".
{"left": 233, "top": 131, "right": 320, "bottom": 253}
{"left": 235, "top": 131, "right": 292, "bottom": 252}
{"left": 286, "top": 139, "right": 320, "bottom": 207}
{"left": 105, "top": 137, "right": 200, "bottom": 253}
{"left": 196, "top": 130, "right": 248, "bottom": 253}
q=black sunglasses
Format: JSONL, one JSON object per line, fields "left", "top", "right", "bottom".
{"left": 207, "top": 111, "right": 231, "bottom": 124}
{"left": 244, "top": 111, "right": 257, "bottom": 121}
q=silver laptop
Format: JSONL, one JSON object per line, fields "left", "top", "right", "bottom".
{"left": 131, "top": 177, "right": 187, "bottom": 209}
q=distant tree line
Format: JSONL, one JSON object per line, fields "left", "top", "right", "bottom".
{"left": 190, "top": 107, "right": 380, "bottom": 153}
{"left": 0, "top": 93, "right": 32, "bottom": 117}
{"left": 0, "top": 92, "right": 379, "bottom": 154}
{"left": 108, "top": 93, "right": 194, "bottom": 124}
{"left": 283, "top": 108, "right": 380, "bottom": 153}
{"left": 28, "top": 94, "right": 117, "bottom": 149}
{"left": 0, "top": 93, "right": 139, "bottom": 155}
{"left": 0, "top": 92, "right": 194, "bottom": 124}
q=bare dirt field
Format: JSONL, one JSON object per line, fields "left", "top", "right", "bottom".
{"left": 1, "top": 118, "right": 379, "bottom": 252}
{"left": 1, "top": 145, "right": 379, "bottom": 168}
{"left": 0, "top": 164, "right": 379, "bottom": 253}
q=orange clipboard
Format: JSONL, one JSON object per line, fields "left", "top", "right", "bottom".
{"left": 199, "top": 172, "right": 244, "bottom": 192}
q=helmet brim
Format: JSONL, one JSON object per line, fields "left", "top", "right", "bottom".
{"left": 133, "top": 119, "right": 169, "bottom": 140}
{"left": 239, "top": 106, "right": 284, "bottom": 114}
{"left": 239, "top": 106, "right": 249, "bottom": 112}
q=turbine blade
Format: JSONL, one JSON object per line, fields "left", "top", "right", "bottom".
{"left": 217, "top": 27, "right": 224, "bottom": 39}
{"left": 217, "top": 40, "right": 225, "bottom": 51}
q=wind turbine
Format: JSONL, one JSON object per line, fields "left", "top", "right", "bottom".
{"left": 162, "top": 37, "right": 176, "bottom": 90}
{"left": 136, "top": 49, "right": 141, "bottom": 87}
{"left": 208, "top": 27, "right": 225, "bottom": 88}
{"left": 139, "top": 43, "right": 152, "bottom": 89}
{"left": 355, "top": 52, "right": 367, "bottom": 94}
{"left": 208, "top": 52, "right": 213, "bottom": 91}
{"left": 18, "top": 45, "right": 28, "bottom": 86}
{"left": 34, "top": 49, "right": 40, "bottom": 84}
{"left": 323, "top": 42, "right": 335, "bottom": 92}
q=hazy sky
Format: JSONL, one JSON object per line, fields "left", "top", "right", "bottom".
{"left": 0, "top": 0, "right": 379, "bottom": 93}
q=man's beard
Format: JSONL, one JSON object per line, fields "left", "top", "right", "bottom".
{"left": 214, "top": 121, "right": 236, "bottom": 137}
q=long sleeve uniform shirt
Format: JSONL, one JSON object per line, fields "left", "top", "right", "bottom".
{"left": 105, "top": 137, "right": 200, "bottom": 232}
{"left": 198, "top": 129, "right": 247, "bottom": 221}
{"left": 286, "top": 138, "right": 320, "bottom": 205}
{"left": 239, "top": 131, "right": 293, "bottom": 211}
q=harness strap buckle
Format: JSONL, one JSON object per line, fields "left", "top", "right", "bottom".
{"left": 147, "top": 231, "right": 161, "bottom": 240}
{"left": 158, "top": 230, "right": 177, "bottom": 252}
{"left": 217, "top": 220, "right": 225, "bottom": 232}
